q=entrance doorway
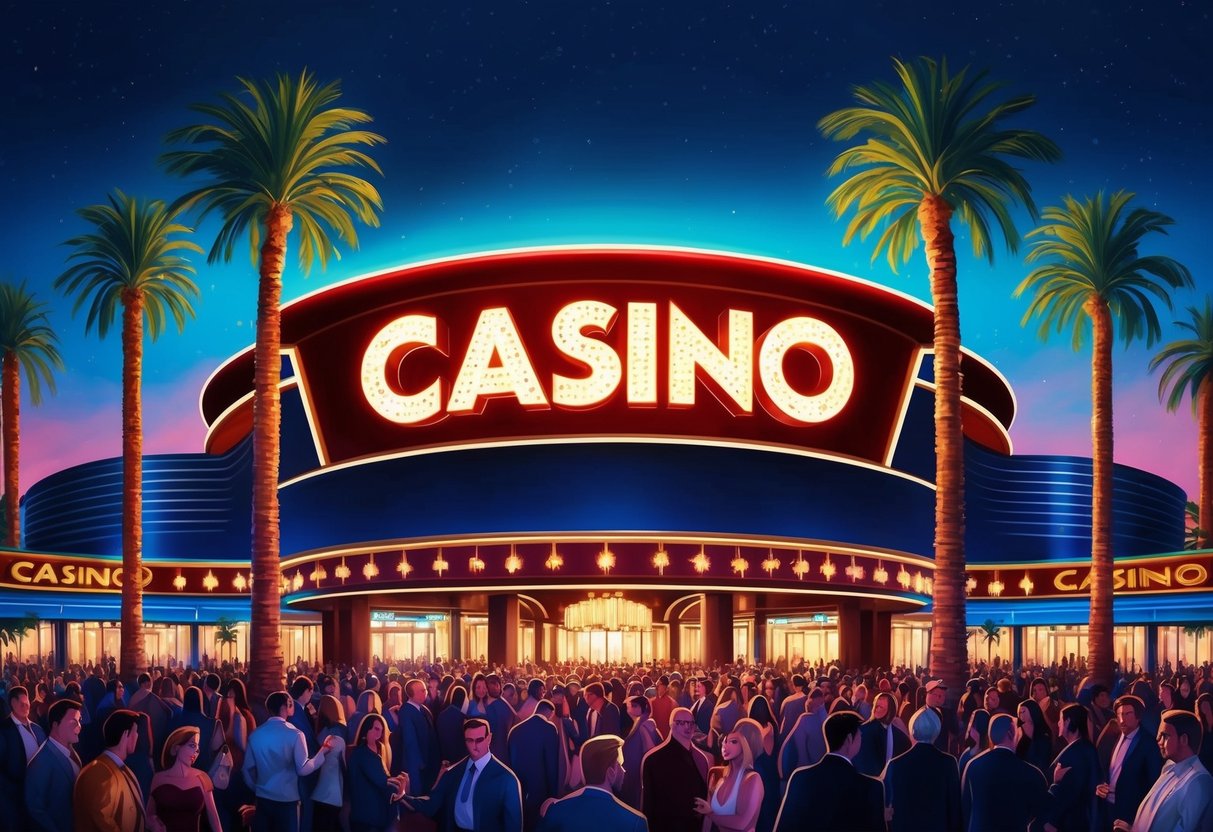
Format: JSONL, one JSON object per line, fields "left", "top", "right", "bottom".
{"left": 767, "top": 615, "right": 838, "bottom": 669}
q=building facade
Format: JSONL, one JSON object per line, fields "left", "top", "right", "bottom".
{"left": 6, "top": 247, "right": 1198, "bottom": 671}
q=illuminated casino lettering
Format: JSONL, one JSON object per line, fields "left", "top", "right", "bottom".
{"left": 9, "top": 560, "right": 154, "bottom": 588}
{"left": 360, "top": 300, "right": 856, "bottom": 426}
{"left": 1052, "top": 562, "right": 1209, "bottom": 593}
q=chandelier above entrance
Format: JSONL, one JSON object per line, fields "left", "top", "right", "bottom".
{"left": 563, "top": 592, "right": 652, "bottom": 632}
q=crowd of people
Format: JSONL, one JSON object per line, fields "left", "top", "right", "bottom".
{"left": 2, "top": 652, "right": 1213, "bottom": 831}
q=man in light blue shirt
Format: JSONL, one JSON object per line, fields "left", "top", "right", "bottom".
{"left": 1117, "top": 710, "right": 1213, "bottom": 832}
{"left": 242, "top": 691, "right": 332, "bottom": 832}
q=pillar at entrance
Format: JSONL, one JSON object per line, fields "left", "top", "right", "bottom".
{"left": 838, "top": 600, "right": 862, "bottom": 669}
{"left": 669, "top": 619, "right": 682, "bottom": 663}
{"left": 701, "top": 593, "right": 734, "bottom": 666}
{"left": 870, "top": 611, "right": 892, "bottom": 667}
{"left": 348, "top": 596, "right": 371, "bottom": 668}
{"left": 488, "top": 595, "right": 519, "bottom": 666}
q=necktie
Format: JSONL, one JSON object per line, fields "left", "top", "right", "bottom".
{"left": 460, "top": 763, "right": 479, "bottom": 802}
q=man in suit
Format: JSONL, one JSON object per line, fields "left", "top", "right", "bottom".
{"left": 407, "top": 717, "right": 523, "bottom": 832}
{"left": 925, "top": 678, "right": 959, "bottom": 756}
{"left": 1096, "top": 694, "right": 1163, "bottom": 829}
{"left": 882, "top": 707, "right": 961, "bottom": 832}
{"left": 242, "top": 690, "right": 333, "bottom": 832}
{"left": 202, "top": 673, "right": 223, "bottom": 719}
{"left": 1040, "top": 704, "right": 1101, "bottom": 832}
{"left": 0, "top": 685, "right": 48, "bottom": 831}
{"left": 855, "top": 692, "right": 911, "bottom": 777}
{"left": 73, "top": 709, "right": 146, "bottom": 832}
{"left": 132, "top": 674, "right": 174, "bottom": 772}
{"left": 775, "top": 710, "right": 883, "bottom": 832}
{"left": 395, "top": 678, "right": 441, "bottom": 796}
{"left": 565, "top": 679, "right": 588, "bottom": 750}
{"left": 538, "top": 734, "right": 646, "bottom": 831}
{"left": 583, "top": 682, "right": 620, "bottom": 740}
{"left": 485, "top": 675, "right": 518, "bottom": 761}
{"left": 961, "top": 713, "right": 1049, "bottom": 832}
{"left": 641, "top": 706, "right": 710, "bottom": 832}
{"left": 779, "top": 688, "right": 827, "bottom": 781}
{"left": 690, "top": 678, "right": 717, "bottom": 741}
{"left": 508, "top": 700, "right": 561, "bottom": 831}
{"left": 25, "top": 698, "right": 82, "bottom": 832}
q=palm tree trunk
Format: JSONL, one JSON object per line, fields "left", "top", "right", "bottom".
{"left": 918, "top": 194, "right": 968, "bottom": 702}
{"left": 1087, "top": 297, "right": 1115, "bottom": 686}
{"left": 2, "top": 351, "right": 19, "bottom": 547}
{"left": 120, "top": 289, "right": 147, "bottom": 681}
{"left": 1200, "top": 383, "right": 1212, "bottom": 549}
{"left": 250, "top": 203, "right": 293, "bottom": 701}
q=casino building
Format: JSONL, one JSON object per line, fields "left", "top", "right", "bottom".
{"left": 2, "top": 246, "right": 1201, "bottom": 672}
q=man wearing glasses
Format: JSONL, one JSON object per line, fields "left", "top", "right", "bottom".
{"left": 641, "top": 707, "right": 711, "bottom": 832}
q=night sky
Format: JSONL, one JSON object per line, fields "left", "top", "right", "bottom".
{"left": 2, "top": 1, "right": 1210, "bottom": 502}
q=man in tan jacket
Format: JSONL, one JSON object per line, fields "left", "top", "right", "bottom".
{"left": 74, "top": 709, "right": 146, "bottom": 832}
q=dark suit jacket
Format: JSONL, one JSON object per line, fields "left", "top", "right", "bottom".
{"left": 1040, "top": 738, "right": 1100, "bottom": 832}
{"left": 81, "top": 677, "right": 106, "bottom": 719}
{"left": 640, "top": 737, "right": 710, "bottom": 832}
{"left": 24, "top": 741, "right": 76, "bottom": 832}
{"left": 508, "top": 715, "right": 560, "bottom": 830}
{"left": 882, "top": 742, "right": 961, "bottom": 832}
{"left": 486, "top": 698, "right": 517, "bottom": 761}
{"left": 0, "top": 716, "right": 47, "bottom": 831}
{"left": 348, "top": 743, "right": 401, "bottom": 829}
{"left": 537, "top": 786, "right": 647, "bottom": 832}
{"left": 1104, "top": 727, "right": 1163, "bottom": 825}
{"left": 855, "top": 719, "right": 911, "bottom": 777}
{"left": 691, "top": 694, "right": 717, "bottom": 736}
{"left": 775, "top": 753, "right": 884, "bottom": 832}
{"left": 588, "top": 701, "right": 621, "bottom": 739}
{"left": 394, "top": 702, "right": 440, "bottom": 794}
{"left": 961, "top": 747, "right": 1048, "bottom": 832}
{"left": 134, "top": 693, "right": 174, "bottom": 768}
{"left": 415, "top": 754, "right": 523, "bottom": 832}
{"left": 437, "top": 704, "right": 468, "bottom": 764}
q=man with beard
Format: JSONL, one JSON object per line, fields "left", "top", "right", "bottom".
{"left": 641, "top": 707, "right": 710, "bottom": 832}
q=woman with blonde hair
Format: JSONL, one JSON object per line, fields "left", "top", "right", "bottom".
{"left": 694, "top": 717, "right": 764, "bottom": 832}
{"left": 147, "top": 726, "right": 224, "bottom": 832}
{"left": 314, "top": 695, "right": 348, "bottom": 832}
{"left": 348, "top": 713, "right": 406, "bottom": 832}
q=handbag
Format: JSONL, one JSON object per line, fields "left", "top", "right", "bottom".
{"left": 208, "top": 744, "right": 233, "bottom": 790}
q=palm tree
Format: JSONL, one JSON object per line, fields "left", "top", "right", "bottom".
{"left": 1151, "top": 298, "right": 1213, "bottom": 550}
{"left": 819, "top": 57, "right": 1060, "bottom": 698}
{"left": 1015, "top": 190, "right": 1192, "bottom": 686}
{"left": 1184, "top": 501, "right": 1204, "bottom": 550}
{"left": 56, "top": 190, "right": 201, "bottom": 682}
{"left": 971, "top": 619, "right": 1002, "bottom": 666}
{"left": 214, "top": 617, "right": 240, "bottom": 665}
{"left": 161, "top": 70, "right": 385, "bottom": 698}
{"left": 0, "top": 283, "right": 63, "bottom": 547}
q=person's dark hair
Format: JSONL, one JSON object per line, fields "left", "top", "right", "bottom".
{"left": 791, "top": 674, "right": 807, "bottom": 691}
{"left": 182, "top": 686, "right": 205, "bottom": 714}
{"left": 266, "top": 691, "right": 291, "bottom": 715}
{"left": 1090, "top": 684, "right": 1109, "bottom": 701}
{"left": 446, "top": 684, "right": 468, "bottom": 709}
{"left": 822, "top": 711, "right": 863, "bottom": 752}
{"left": 102, "top": 709, "right": 140, "bottom": 748}
{"left": 1162, "top": 709, "right": 1203, "bottom": 754}
{"left": 747, "top": 694, "right": 774, "bottom": 728}
{"left": 289, "top": 676, "right": 314, "bottom": 700}
{"left": 535, "top": 700, "right": 556, "bottom": 717}
{"left": 528, "top": 679, "right": 545, "bottom": 699}
{"left": 1060, "top": 703, "right": 1088, "bottom": 738}
{"left": 463, "top": 717, "right": 490, "bottom": 737}
{"left": 204, "top": 673, "right": 221, "bottom": 692}
{"left": 626, "top": 695, "right": 651, "bottom": 717}
{"left": 966, "top": 708, "right": 991, "bottom": 750}
{"left": 106, "top": 678, "right": 123, "bottom": 696}
{"left": 1113, "top": 694, "right": 1145, "bottom": 719}
{"left": 137, "top": 672, "right": 152, "bottom": 687}
{"left": 7, "top": 685, "right": 28, "bottom": 704}
{"left": 989, "top": 713, "right": 1016, "bottom": 745}
{"left": 584, "top": 682, "right": 606, "bottom": 699}
{"left": 1018, "top": 698, "right": 1053, "bottom": 742}
{"left": 48, "top": 698, "right": 81, "bottom": 729}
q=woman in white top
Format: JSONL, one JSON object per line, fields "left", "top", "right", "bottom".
{"left": 693, "top": 717, "right": 764, "bottom": 832}
{"left": 313, "top": 695, "right": 348, "bottom": 832}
